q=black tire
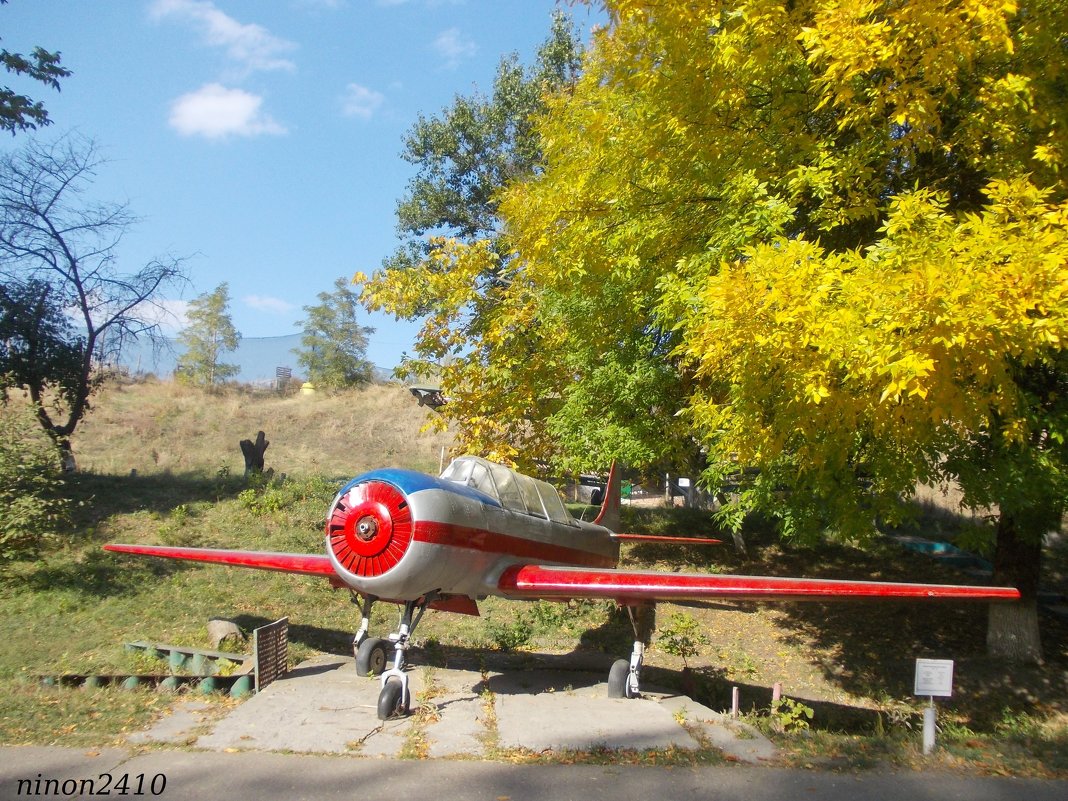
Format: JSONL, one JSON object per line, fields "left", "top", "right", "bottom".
{"left": 607, "top": 658, "right": 631, "bottom": 698}
{"left": 355, "top": 638, "right": 389, "bottom": 677}
{"left": 377, "top": 677, "right": 409, "bottom": 720}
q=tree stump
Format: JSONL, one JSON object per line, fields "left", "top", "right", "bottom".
{"left": 239, "top": 431, "right": 269, "bottom": 474}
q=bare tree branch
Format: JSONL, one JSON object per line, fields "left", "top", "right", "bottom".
{"left": 0, "top": 133, "right": 188, "bottom": 464}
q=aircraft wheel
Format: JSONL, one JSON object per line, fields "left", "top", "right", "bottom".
{"left": 377, "top": 677, "right": 409, "bottom": 720}
{"left": 607, "top": 658, "right": 632, "bottom": 698}
{"left": 355, "top": 637, "right": 389, "bottom": 677}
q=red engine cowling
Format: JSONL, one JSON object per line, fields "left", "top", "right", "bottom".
{"left": 326, "top": 481, "right": 414, "bottom": 578}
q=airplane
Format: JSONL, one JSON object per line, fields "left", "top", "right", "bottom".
{"left": 104, "top": 455, "right": 1021, "bottom": 720}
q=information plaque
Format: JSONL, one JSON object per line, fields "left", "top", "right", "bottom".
{"left": 914, "top": 658, "right": 954, "bottom": 697}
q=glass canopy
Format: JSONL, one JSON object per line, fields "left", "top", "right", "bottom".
{"left": 440, "top": 456, "right": 576, "bottom": 526}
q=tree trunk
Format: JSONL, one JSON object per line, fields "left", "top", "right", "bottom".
{"left": 239, "top": 431, "right": 269, "bottom": 474}
{"left": 56, "top": 437, "right": 77, "bottom": 473}
{"left": 987, "top": 599, "right": 1042, "bottom": 663}
{"left": 986, "top": 509, "right": 1046, "bottom": 663}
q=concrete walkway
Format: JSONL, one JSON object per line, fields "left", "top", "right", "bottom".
{"left": 4, "top": 746, "right": 1067, "bottom": 801}
{"left": 134, "top": 654, "right": 775, "bottom": 763}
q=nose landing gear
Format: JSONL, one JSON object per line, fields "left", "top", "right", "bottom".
{"left": 350, "top": 591, "right": 438, "bottom": 720}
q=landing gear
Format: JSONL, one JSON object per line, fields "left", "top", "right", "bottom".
{"left": 607, "top": 659, "right": 634, "bottom": 698}
{"left": 607, "top": 603, "right": 654, "bottom": 699}
{"left": 377, "top": 676, "right": 410, "bottom": 719}
{"left": 350, "top": 591, "right": 378, "bottom": 675}
{"left": 350, "top": 591, "right": 437, "bottom": 720}
{"left": 355, "top": 637, "right": 389, "bottom": 676}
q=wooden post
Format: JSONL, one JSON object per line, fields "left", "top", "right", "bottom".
{"left": 239, "top": 431, "right": 269, "bottom": 474}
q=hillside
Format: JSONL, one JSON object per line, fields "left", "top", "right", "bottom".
{"left": 70, "top": 378, "right": 452, "bottom": 478}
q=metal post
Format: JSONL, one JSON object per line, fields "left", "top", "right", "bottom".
{"left": 922, "top": 697, "right": 936, "bottom": 755}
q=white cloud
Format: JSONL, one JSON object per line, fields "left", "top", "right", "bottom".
{"left": 244, "top": 295, "right": 295, "bottom": 315}
{"left": 341, "top": 83, "right": 385, "bottom": 119}
{"left": 169, "top": 83, "right": 287, "bottom": 139}
{"left": 433, "top": 27, "right": 476, "bottom": 69}
{"left": 150, "top": 0, "right": 296, "bottom": 74}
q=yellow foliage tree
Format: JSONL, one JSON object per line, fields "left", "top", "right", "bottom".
{"left": 362, "top": 0, "right": 1068, "bottom": 661}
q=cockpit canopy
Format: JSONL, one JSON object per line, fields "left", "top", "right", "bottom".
{"left": 440, "top": 456, "right": 577, "bottom": 526}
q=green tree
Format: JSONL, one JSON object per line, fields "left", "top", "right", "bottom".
{"left": 388, "top": 10, "right": 581, "bottom": 255}
{"left": 294, "top": 277, "right": 374, "bottom": 390}
{"left": 363, "top": 0, "right": 1068, "bottom": 661}
{"left": 177, "top": 283, "right": 240, "bottom": 386}
{"left": 0, "top": 135, "right": 187, "bottom": 468}
{"left": 1, "top": 0, "right": 71, "bottom": 134}
{"left": 0, "top": 279, "right": 85, "bottom": 466}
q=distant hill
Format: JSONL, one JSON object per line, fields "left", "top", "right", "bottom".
{"left": 118, "top": 334, "right": 392, "bottom": 384}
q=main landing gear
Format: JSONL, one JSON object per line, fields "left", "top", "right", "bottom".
{"left": 607, "top": 603, "right": 655, "bottom": 699}
{"left": 350, "top": 591, "right": 437, "bottom": 720}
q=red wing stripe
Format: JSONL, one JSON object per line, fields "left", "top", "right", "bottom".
{"left": 414, "top": 521, "right": 615, "bottom": 568}
{"left": 104, "top": 544, "right": 336, "bottom": 577}
{"left": 497, "top": 565, "right": 1022, "bottom": 603}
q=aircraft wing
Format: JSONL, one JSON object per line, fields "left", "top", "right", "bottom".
{"left": 103, "top": 544, "right": 336, "bottom": 577}
{"left": 496, "top": 564, "right": 1021, "bottom": 603}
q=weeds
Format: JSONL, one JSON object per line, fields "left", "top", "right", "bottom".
{"left": 477, "top": 685, "right": 500, "bottom": 755}
{"left": 771, "top": 696, "right": 815, "bottom": 732}
{"left": 399, "top": 668, "right": 445, "bottom": 759}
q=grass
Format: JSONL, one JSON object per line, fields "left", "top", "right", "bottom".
{"left": 1, "top": 377, "right": 1066, "bottom": 775}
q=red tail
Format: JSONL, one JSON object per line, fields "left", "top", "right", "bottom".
{"left": 593, "top": 462, "right": 621, "bottom": 532}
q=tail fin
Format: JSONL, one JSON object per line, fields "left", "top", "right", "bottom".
{"left": 592, "top": 462, "right": 621, "bottom": 532}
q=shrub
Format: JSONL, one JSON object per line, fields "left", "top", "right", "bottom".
{"left": 0, "top": 402, "right": 70, "bottom": 559}
{"left": 655, "top": 612, "right": 709, "bottom": 667}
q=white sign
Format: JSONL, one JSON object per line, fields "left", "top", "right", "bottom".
{"left": 677, "top": 477, "right": 691, "bottom": 489}
{"left": 914, "top": 658, "right": 954, "bottom": 697}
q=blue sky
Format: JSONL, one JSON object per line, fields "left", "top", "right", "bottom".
{"left": 3, "top": 0, "right": 604, "bottom": 371}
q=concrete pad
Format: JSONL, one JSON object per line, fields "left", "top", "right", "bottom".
{"left": 657, "top": 694, "right": 777, "bottom": 764}
{"left": 195, "top": 655, "right": 416, "bottom": 756}
{"left": 496, "top": 692, "right": 698, "bottom": 752}
{"left": 421, "top": 669, "right": 488, "bottom": 758}
{"left": 491, "top": 670, "right": 700, "bottom": 752}
{"left": 187, "top": 655, "right": 776, "bottom": 762}
{"left": 127, "top": 700, "right": 212, "bottom": 746}
{"left": 481, "top": 668, "right": 605, "bottom": 698}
